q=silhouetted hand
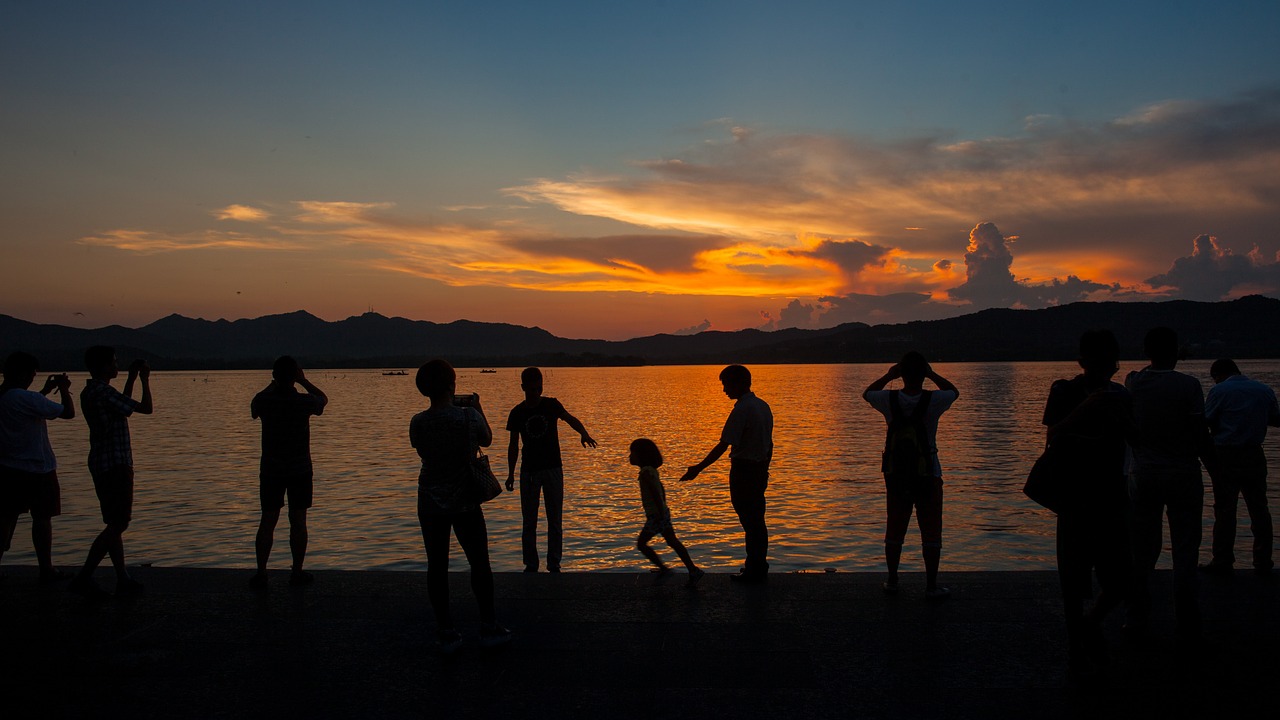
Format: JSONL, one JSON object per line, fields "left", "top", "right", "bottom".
{"left": 40, "top": 375, "right": 59, "bottom": 394}
{"left": 54, "top": 373, "right": 71, "bottom": 392}
{"left": 580, "top": 433, "right": 597, "bottom": 448}
{"left": 505, "top": 475, "right": 515, "bottom": 492}
{"left": 679, "top": 466, "right": 701, "bottom": 482}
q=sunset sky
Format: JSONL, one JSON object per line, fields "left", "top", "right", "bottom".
{"left": 3, "top": 2, "right": 1279, "bottom": 340}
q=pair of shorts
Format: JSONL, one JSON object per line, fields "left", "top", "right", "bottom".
{"left": 641, "top": 512, "right": 675, "bottom": 536}
{"left": 0, "top": 467, "right": 62, "bottom": 518}
{"left": 884, "top": 475, "right": 943, "bottom": 548}
{"left": 260, "top": 471, "right": 314, "bottom": 512}
{"left": 91, "top": 466, "right": 134, "bottom": 526}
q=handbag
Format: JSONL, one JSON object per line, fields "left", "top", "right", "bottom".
{"left": 1023, "top": 443, "right": 1069, "bottom": 513}
{"left": 464, "top": 410, "right": 502, "bottom": 506}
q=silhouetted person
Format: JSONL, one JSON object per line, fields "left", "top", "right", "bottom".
{"left": 864, "top": 352, "right": 959, "bottom": 599}
{"left": 0, "top": 352, "right": 75, "bottom": 583}
{"left": 249, "top": 356, "right": 327, "bottom": 589}
{"left": 1042, "top": 330, "right": 1133, "bottom": 679}
{"left": 412, "top": 359, "right": 510, "bottom": 653}
{"left": 68, "top": 346, "right": 153, "bottom": 600}
{"left": 505, "top": 367, "right": 597, "bottom": 573}
{"left": 1125, "top": 327, "right": 1213, "bottom": 643}
{"left": 1201, "top": 358, "right": 1280, "bottom": 576}
{"left": 629, "top": 438, "right": 704, "bottom": 583}
{"left": 681, "top": 364, "right": 773, "bottom": 583}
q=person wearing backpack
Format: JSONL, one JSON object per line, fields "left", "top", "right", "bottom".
{"left": 863, "top": 352, "right": 959, "bottom": 599}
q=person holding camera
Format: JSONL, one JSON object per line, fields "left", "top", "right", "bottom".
{"left": 68, "top": 346, "right": 153, "bottom": 600}
{"left": 0, "top": 352, "right": 75, "bottom": 583}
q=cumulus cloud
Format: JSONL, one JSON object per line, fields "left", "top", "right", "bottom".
{"left": 1146, "top": 234, "right": 1280, "bottom": 300}
{"left": 778, "top": 299, "right": 817, "bottom": 328}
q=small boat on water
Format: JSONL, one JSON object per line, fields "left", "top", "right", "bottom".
{"left": 480, "top": 369, "right": 497, "bottom": 373}
{"left": 382, "top": 370, "right": 408, "bottom": 376}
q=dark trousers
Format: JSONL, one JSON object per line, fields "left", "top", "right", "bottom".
{"left": 1211, "top": 444, "right": 1273, "bottom": 570}
{"left": 729, "top": 459, "right": 769, "bottom": 575}
{"left": 418, "top": 504, "right": 495, "bottom": 627}
{"left": 1128, "top": 469, "right": 1203, "bottom": 635}
{"left": 519, "top": 467, "right": 564, "bottom": 571}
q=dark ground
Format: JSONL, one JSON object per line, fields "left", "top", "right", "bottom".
{"left": 1, "top": 567, "right": 1275, "bottom": 719}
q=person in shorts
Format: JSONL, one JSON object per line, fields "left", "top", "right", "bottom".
{"left": 250, "top": 356, "right": 327, "bottom": 589}
{"left": 69, "top": 345, "right": 153, "bottom": 600}
{"left": 0, "top": 351, "right": 75, "bottom": 583}
{"left": 630, "top": 437, "right": 703, "bottom": 583}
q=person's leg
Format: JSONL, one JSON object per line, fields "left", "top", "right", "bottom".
{"left": 543, "top": 468, "right": 564, "bottom": 571}
{"left": 1235, "top": 447, "right": 1273, "bottom": 571}
{"left": 255, "top": 507, "right": 281, "bottom": 573}
{"left": 1208, "top": 458, "right": 1240, "bottom": 567}
{"left": 916, "top": 477, "right": 944, "bottom": 591}
{"left": 636, "top": 528, "right": 664, "bottom": 569}
{"left": 418, "top": 505, "right": 454, "bottom": 628}
{"left": 519, "top": 469, "right": 542, "bottom": 571}
{"left": 30, "top": 470, "right": 61, "bottom": 576}
{"left": 883, "top": 487, "right": 911, "bottom": 588}
{"left": 660, "top": 527, "right": 697, "bottom": 571}
{"left": 452, "top": 508, "right": 496, "bottom": 626}
{"left": 31, "top": 513, "right": 54, "bottom": 572}
{"left": 286, "top": 475, "right": 313, "bottom": 574}
{"left": 0, "top": 512, "right": 17, "bottom": 567}
{"left": 1126, "top": 473, "right": 1164, "bottom": 630}
{"left": 729, "top": 462, "right": 769, "bottom": 575}
{"left": 1165, "top": 471, "right": 1204, "bottom": 638}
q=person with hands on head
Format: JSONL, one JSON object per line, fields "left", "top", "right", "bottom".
{"left": 0, "top": 352, "right": 75, "bottom": 583}
{"left": 681, "top": 364, "right": 773, "bottom": 583}
{"left": 863, "top": 352, "right": 959, "bottom": 600}
{"left": 249, "top": 356, "right": 328, "bottom": 590}
{"left": 505, "top": 367, "right": 597, "bottom": 573}
{"left": 69, "top": 346, "right": 153, "bottom": 600}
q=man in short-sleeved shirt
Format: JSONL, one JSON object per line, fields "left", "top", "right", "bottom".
{"left": 863, "top": 352, "right": 959, "bottom": 599}
{"left": 682, "top": 364, "right": 774, "bottom": 582}
{"left": 506, "top": 367, "right": 596, "bottom": 573}
{"left": 1202, "top": 358, "right": 1280, "bottom": 574}
{"left": 249, "top": 356, "right": 327, "bottom": 589}
{"left": 69, "top": 345, "right": 152, "bottom": 600}
{"left": 0, "top": 351, "right": 74, "bottom": 582}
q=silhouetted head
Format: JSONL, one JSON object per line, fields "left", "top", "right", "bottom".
{"left": 1210, "top": 358, "right": 1241, "bottom": 384}
{"left": 898, "top": 351, "right": 930, "bottom": 384}
{"left": 1143, "top": 327, "right": 1179, "bottom": 367}
{"left": 719, "top": 364, "right": 752, "bottom": 398}
{"left": 84, "top": 345, "right": 117, "bottom": 377}
{"left": 272, "top": 356, "right": 299, "bottom": 384}
{"left": 629, "top": 438, "right": 663, "bottom": 468}
{"left": 1077, "top": 329, "right": 1120, "bottom": 377}
{"left": 2, "top": 351, "right": 39, "bottom": 385}
{"left": 521, "top": 367, "right": 543, "bottom": 394}
{"left": 416, "top": 359, "right": 456, "bottom": 399}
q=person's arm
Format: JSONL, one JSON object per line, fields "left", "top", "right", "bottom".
{"left": 506, "top": 432, "right": 519, "bottom": 491}
{"left": 927, "top": 367, "right": 959, "bottom": 400}
{"left": 680, "top": 441, "right": 729, "bottom": 482}
{"left": 469, "top": 398, "right": 493, "bottom": 448}
{"left": 124, "top": 360, "right": 153, "bottom": 415}
{"left": 863, "top": 364, "right": 900, "bottom": 400}
{"left": 296, "top": 368, "right": 328, "bottom": 414}
{"left": 53, "top": 373, "right": 74, "bottom": 419}
{"left": 1268, "top": 389, "right": 1280, "bottom": 428}
{"left": 561, "top": 410, "right": 597, "bottom": 448}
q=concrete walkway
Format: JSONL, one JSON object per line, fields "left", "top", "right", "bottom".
{"left": 1, "top": 567, "right": 1275, "bottom": 718}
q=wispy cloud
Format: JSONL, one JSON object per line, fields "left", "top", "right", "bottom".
{"left": 78, "top": 229, "right": 303, "bottom": 254}
{"left": 213, "top": 204, "right": 270, "bottom": 222}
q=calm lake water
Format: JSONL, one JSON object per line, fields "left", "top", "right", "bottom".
{"left": 9, "top": 361, "right": 1280, "bottom": 574}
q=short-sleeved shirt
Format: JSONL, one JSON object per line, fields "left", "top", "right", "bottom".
{"left": 251, "top": 385, "right": 326, "bottom": 478}
{"left": 721, "top": 392, "right": 774, "bottom": 464}
{"left": 507, "top": 397, "right": 568, "bottom": 473}
{"left": 1124, "top": 368, "right": 1206, "bottom": 474}
{"left": 865, "top": 389, "right": 958, "bottom": 478}
{"left": 411, "top": 405, "right": 485, "bottom": 513}
{"left": 81, "top": 379, "right": 140, "bottom": 474}
{"left": 1041, "top": 376, "right": 1131, "bottom": 499}
{"left": 0, "top": 388, "right": 65, "bottom": 473}
{"left": 1205, "top": 374, "right": 1280, "bottom": 447}
{"left": 637, "top": 465, "right": 668, "bottom": 518}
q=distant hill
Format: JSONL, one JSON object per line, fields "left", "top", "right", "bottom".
{"left": 3, "top": 296, "right": 1277, "bottom": 370}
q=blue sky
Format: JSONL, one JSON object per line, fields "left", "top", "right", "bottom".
{"left": 3, "top": 1, "right": 1279, "bottom": 338}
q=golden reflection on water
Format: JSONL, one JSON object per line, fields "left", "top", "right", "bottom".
{"left": 17, "top": 361, "right": 1280, "bottom": 573}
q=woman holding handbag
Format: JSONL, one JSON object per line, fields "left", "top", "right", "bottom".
{"left": 410, "top": 359, "right": 511, "bottom": 654}
{"left": 1040, "top": 330, "right": 1133, "bottom": 681}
